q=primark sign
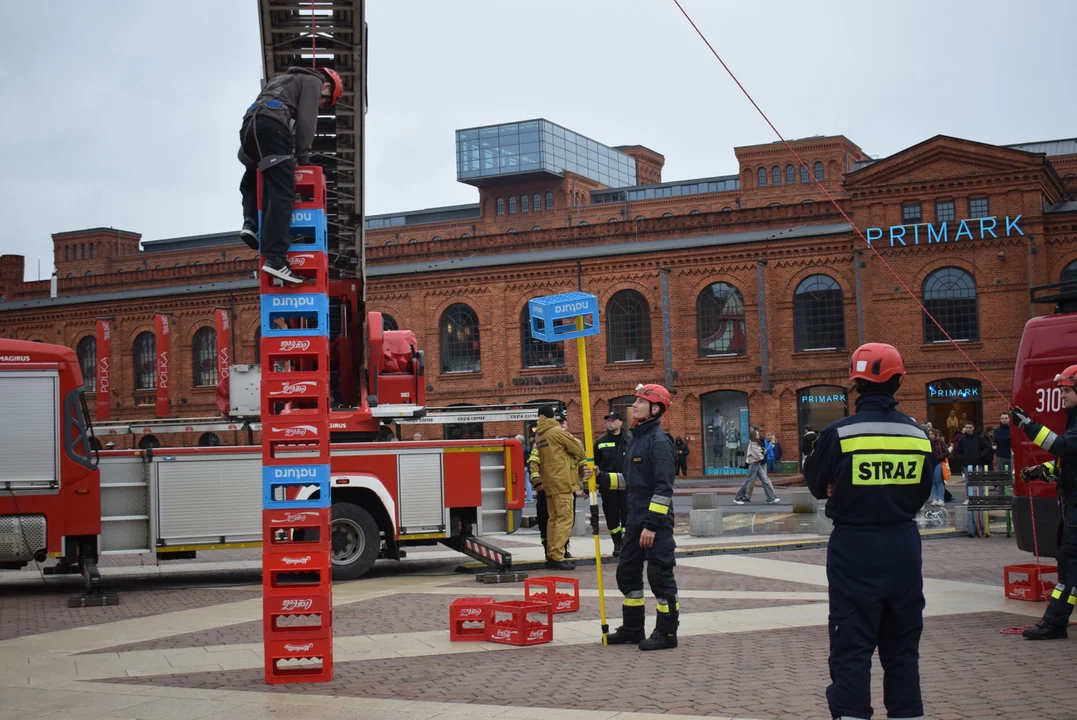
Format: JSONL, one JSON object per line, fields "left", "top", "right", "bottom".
{"left": 865, "top": 215, "right": 1023, "bottom": 247}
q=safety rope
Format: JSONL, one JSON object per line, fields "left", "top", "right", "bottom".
{"left": 670, "top": 0, "right": 1045, "bottom": 562}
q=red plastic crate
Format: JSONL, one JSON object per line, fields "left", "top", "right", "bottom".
{"left": 262, "top": 508, "right": 331, "bottom": 553}
{"left": 261, "top": 371, "right": 330, "bottom": 417}
{"left": 258, "top": 251, "right": 329, "bottom": 295}
{"left": 524, "top": 576, "right": 580, "bottom": 613}
{"left": 261, "top": 419, "right": 330, "bottom": 464}
{"left": 448, "top": 597, "right": 496, "bottom": 642}
{"left": 1004, "top": 563, "right": 1058, "bottom": 601}
{"left": 263, "top": 632, "right": 333, "bottom": 684}
{"left": 264, "top": 592, "right": 333, "bottom": 635}
{"left": 263, "top": 549, "right": 332, "bottom": 595}
{"left": 257, "top": 165, "right": 327, "bottom": 212}
{"left": 484, "top": 600, "right": 553, "bottom": 646}
{"left": 260, "top": 336, "right": 330, "bottom": 376}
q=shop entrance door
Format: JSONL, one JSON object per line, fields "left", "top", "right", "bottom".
{"left": 926, "top": 378, "right": 983, "bottom": 443}
{"left": 700, "top": 390, "right": 749, "bottom": 476}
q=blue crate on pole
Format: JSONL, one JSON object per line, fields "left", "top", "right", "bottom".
{"left": 528, "top": 292, "right": 600, "bottom": 341}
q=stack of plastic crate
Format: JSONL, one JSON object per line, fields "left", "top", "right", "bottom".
{"left": 258, "top": 166, "right": 333, "bottom": 684}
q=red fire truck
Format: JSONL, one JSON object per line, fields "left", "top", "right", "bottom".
{"left": 1011, "top": 281, "right": 1077, "bottom": 558}
{"left": 0, "top": 327, "right": 526, "bottom": 590}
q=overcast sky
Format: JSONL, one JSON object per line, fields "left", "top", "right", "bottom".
{"left": 1, "top": 1, "right": 1074, "bottom": 280}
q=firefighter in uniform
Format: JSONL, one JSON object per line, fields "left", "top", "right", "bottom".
{"left": 805, "top": 343, "right": 934, "bottom": 720}
{"left": 1012, "top": 364, "right": 1077, "bottom": 640}
{"left": 529, "top": 406, "right": 584, "bottom": 570}
{"left": 594, "top": 384, "right": 679, "bottom": 650}
{"left": 594, "top": 411, "right": 629, "bottom": 557}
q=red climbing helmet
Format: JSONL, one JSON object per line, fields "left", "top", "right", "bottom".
{"left": 849, "top": 343, "right": 906, "bottom": 383}
{"left": 318, "top": 67, "right": 343, "bottom": 107}
{"left": 635, "top": 383, "right": 672, "bottom": 412}
{"left": 1054, "top": 364, "right": 1077, "bottom": 387}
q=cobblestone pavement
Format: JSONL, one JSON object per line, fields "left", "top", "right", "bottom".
{"left": 1, "top": 535, "right": 1067, "bottom": 720}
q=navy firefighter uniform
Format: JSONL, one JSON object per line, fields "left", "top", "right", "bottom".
{"left": 805, "top": 343, "right": 934, "bottom": 720}
{"left": 594, "top": 412, "right": 629, "bottom": 557}
{"left": 596, "top": 384, "right": 679, "bottom": 651}
{"left": 1012, "top": 363, "right": 1077, "bottom": 641}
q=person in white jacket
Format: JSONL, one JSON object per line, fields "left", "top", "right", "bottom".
{"left": 734, "top": 430, "right": 780, "bottom": 504}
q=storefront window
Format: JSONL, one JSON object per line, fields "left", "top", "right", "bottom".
{"left": 797, "top": 385, "right": 849, "bottom": 460}
{"left": 926, "top": 378, "right": 983, "bottom": 443}
{"left": 700, "top": 390, "right": 749, "bottom": 476}
{"left": 445, "top": 403, "right": 484, "bottom": 440}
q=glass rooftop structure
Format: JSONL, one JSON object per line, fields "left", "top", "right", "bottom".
{"left": 591, "top": 174, "right": 740, "bottom": 204}
{"left": 456, "top": 119, "right": 637, "bottom": 188}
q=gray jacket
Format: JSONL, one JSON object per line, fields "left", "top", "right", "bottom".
{"left": 243, "top": 67, "right": 322, "bottom": 163}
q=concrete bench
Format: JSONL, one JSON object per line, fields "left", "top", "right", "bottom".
{"left": 690, "top": 509, "right": 724, "bottom": 537}
{"left": 814, "top": 508, "right": 833, "bottom": 537}
{"left": 571, "top": 510, "right": 591, "bottom": 537}
{"left": 792, "top": 490, "right": 817, "bottom": 514}
{"left": 692, "top": 493, "right": 720, "bottom": 510}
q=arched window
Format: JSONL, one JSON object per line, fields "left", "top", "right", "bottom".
{"left": 757, "top": 168, "right": 767, "bottom": 187}
{"left": 76, "top": 336, "right": 96, "bottom": 392}
{"left": 66, "top": 272, "right": 74, "bottom": 278}
{"left": 661, "top": 212, "right": 674, "bottom": 218}
{"left": 382, "top": 314, "right": 399, "bottom": 332}
{"left": 520, "top": 306, "right": 565, "bottom": 369}
{"left": 531, "top": 226, "right": 541, "bottom": 231}
{"left": 1060, "top": 260, "right": 1077, "bottom": 284}
{"left": 577, "top": 221, "right": 588, "bottom": 227}
{"left": 509, "top": 197, "right": 517, "bottom": 214}
{"left": 634, "top": 215, "right": 646, "bottom": 221}
{"left": 89, "top": 244, "right": 96, "bottom": 259}
{"left": 507, "top": 228, "right": 517, "bottom": 233}
{"left": 198, "top": 432, "right": 221, "bottom": 447}
{"left": 408, "top": 238, "right": 418, "bottom": 244}
{"left": 697, "top": 282, "right": 746, "bottom": 357}
{"left": 460, "top": 233, "right": 471, "bottom": 238}
{"left": 800, "top": 165, "right": 810, "bottom": 184}
{"left": 534, "top": 193, "right": 541, "bottom": 212}
{"left": 794, "top": 275, "right": 845, "bottom": 351}
{"left": 85, "top": 271, "right": 93, "bottom": 276}
{"left": 80, "top": 243, "right": 86, "bottom": 259}
{"left": 440, "top": 303, "right": 480, "bottom": 373}
{"left": 772, "top": 166, "right": 781, "bottom": 186}
{"left": 496, "top": 198, "right": 505, "bottom": 216}
{"left": 785, "top": 164, "right": 795, "bottom": 185}
{"left": 384, "top": 240, "right": 394, "bottom": 246}
{"left": 813, "top": 161, "right": 824, "bottom": 181}
{"left": 521, "top": 195, "right": 529, "bottom": 213}
{"left": 192, "top": 326, "right": 217, "bottom": 387}
{"left": 545, "top": 192, "right": 554, "bottom": 210}
{"left": 608, "top": 395, "right": 635, "bottom": 424}
{"left": 133, "top": 331, "right": 156, "bottom": 390}
{"left": 608, "top": 218, "right": 619, "bottom": 223}
{"left": 689, "top": 209, "right": 702, "bottom": 215}
{"left": 606, "top": 289, "right": 652, "bottom": 363}
{"left": 721, "top": 206, "right": 733, "bottom": 212}
{"left": 922, "top": 267, "right": 979, "bottom": 343}
{"left": 64, "top": 246, "right": 70, "bottom": 261}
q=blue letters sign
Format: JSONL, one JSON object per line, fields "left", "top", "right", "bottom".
{"left": 801, "top": 392, "right": 847, "bottom": 404}
{"left": 865, "top": 215, "right": 1023, "bottom": 247}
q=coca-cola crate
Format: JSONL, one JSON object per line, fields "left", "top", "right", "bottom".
{"left": 258, "top": 250, "right": 329, "bottom": 295}
{"left": 1004, "top": 563, "right": 1058, "bottom": 602}
{"left": 484, "top": 600, "right": 553, "bottom": 647}
{"left": 263, "top": 549, "right": 331, "bottom": 594}
{"left": 262, "top": 508, "right": 331, "bottom": 552}
{"left": 449, "top": 597, "right": 496, "bottom": 642}
{"left": 263, "top": 631, "right": 333, "bottom": 684}
{"left": 261, "top": 372, "right": 330, "bottom": 418}
{"left": 257, "top": 165, "right": 327, "bottom": 212}
{"left": 262, "top": 464, "right": 330, "bottom": 510}
{"left": 261, "top": 419, "right": 330, "bottom": 464}
{"left": 260, "top": 336, "right": 329, "bottom": 376}
{"left": 264, "top": 593, "right": 333, "bottom": 635}
{"left": 524, "top": 576, "right": 580, "bottom": 613}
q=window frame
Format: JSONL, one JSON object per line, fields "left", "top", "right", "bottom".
{"left": 496, "top": 198, "right": 505, "bottom": 216}
{"left": 192, "top": 326, "right": 218, "bottom": 388}
{"left": 605, "top": 289, "right": 653, "bottom": 364}
{"left": 439, "top": 303, "right": 481, "bottom": 374}
{"left": 521, "top": 194, "right": 529, "bottom": 213}
{"left": 771, "top": 166, "right": 782, "bottom": 186}
{"left": 793, "top": 274, "right": 846, "bottom": 352}
{"left": 785, "top": 164, "right": 795, "bottom": 185}
{"left": 508, "top": 197, "right": 517, "bottom": 214}
{"left": 76, "top": 336, "right": 96, "bottom": 393}
{"left": 813, "top": 162, "right": 824, "bottom": 181}
{"left": 696, "top": 282, "right": 747, "bottom": 358}
{"left": 968, "top": 197, "right": 990, "bottom": 218}
{"left": 922, "top": 267, "right": 980, "bottom": 343}
{"left": 520, "top": 306, "right": 566, "bottom": 369}
{"left": 902, "top": 203, "right": 923, "bottom": 224}
{"left": 545, "top": 192, "right": 554, "bottom": 210}
{"left": 757, "top": 168, "right": 767, "bottom": 188}
{"left": 133, "top": 331, "right": 156, "bottom": 391}
{"left": 800, "top": 165, "right": 810, "bottom": 184}
{"left": 934, "top": 199, "right": 955, "bottom": 224}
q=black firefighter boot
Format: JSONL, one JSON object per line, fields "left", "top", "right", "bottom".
{"left": 639, "top": 604, "right": 678, "bottom": 650}
{"left": 1023, "top": 620, "right": 1068, "bottom": 640}
{"left": 606, "top": 603, "right": 645, "bottom": 645}
{"left": 611, "top": 532, "right": 623, "bottom": 559}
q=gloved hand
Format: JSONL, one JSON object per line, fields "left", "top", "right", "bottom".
{"left": 594, "top": 470, "right": 611, "bottom": 492}
{"left": 1021, "top": 465, "right": 1053, "bottom": 482}
{"left": 1011, "top": 406, "right": 1032, "bottom": 429}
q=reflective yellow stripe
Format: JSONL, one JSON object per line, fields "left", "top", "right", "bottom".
{"left": 648, "top": 502, "right": 670, "bottom": 514}
{"left": 1034, "top": 426, "right": 1051, "bottom": 447}
{"left": 840, "top": 436, "right": 932, "bottom": 453}
{"left": 852, "top": 453, "right": 924, "bottom": 485}
{"left": 597, "top": 442, "right": 615, "bottom": 449}
{"left": 623, "top": 597, "right": 645, "bottom": 607}
{"left": 656, "top": 601, "right": 680, "bottom": 613}
{"left": 1070, "top": 595, "right": 1076, "bottom": 606}
{"left": 1052, "top": 589, "right": 1063, "bottom": 600}
{"left": 1045, "top": 461, "right": 1057, "bottom": 473}
{"left": 608, "top": 473, "right": 621, "bottom": 490}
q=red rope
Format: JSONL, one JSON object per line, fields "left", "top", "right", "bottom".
{"left": 670, "top": 0, "right": 1009, "bottom": 407}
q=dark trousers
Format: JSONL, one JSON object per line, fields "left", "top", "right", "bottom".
{"left": 601, "top": 488, "right": 627, "bottom": 540}
{"left": 536, "top": 490, "right": 548, "bottom": 543}
{"left": 616, "top": 522, "right": 678, "bottom": 632}
{"left": 826, "top": 523, "right": 924, "bottom": 720}
{"left": 675, "top": 456, "right": 688, "bottom": 476}
{"left": 1045, "top": 506, "right": 1077, "bottom": 628}
{"left": 239, "top": 116, "right": 295, "bottom": 265}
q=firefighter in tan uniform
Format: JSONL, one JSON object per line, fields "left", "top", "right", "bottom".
{"left": 529, "top": 405, "right": 584, "bottom": 570}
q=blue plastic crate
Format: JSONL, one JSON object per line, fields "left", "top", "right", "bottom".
{"left": 260, "top": 293, "right": 330, "bottom": 337}
{"left": 255, "top": 208, "right": 328, "bottom": 252}
{"left": 262, "top": 464, "right": 331, "bottom": 509}
{"left": 528, "top": 292, "right": 600, "bottom": 342}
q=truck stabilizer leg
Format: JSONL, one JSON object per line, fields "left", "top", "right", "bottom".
{"left": 68, "top": 541, "right": 119, "bottom": 608}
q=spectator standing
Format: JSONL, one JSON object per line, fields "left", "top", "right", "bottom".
{"left": 765, "top": 433, "right": 777, "bottom": 474}
{"left": 927, "top": 427, "right": 948, "bottom": 506}
{"left": 674, "top": 436, "right": 689, "bottom": 477}
{"left": 801, "top": 425, "right": 818, "bottom": 471}
{"left": 951, "top": 421, "right": 992, "bottom": 481}
{"left": 993, "top": 412, "right": 1013, "bottom": 473}
{"left": 769, "top": 433, "right": 783, "bottom": 471}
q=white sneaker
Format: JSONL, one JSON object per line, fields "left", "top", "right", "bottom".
{"left": 767, "top": 497, "right": 781, "bottom": 504}
{"left": 262, "top": 261, "right": 303, "bottom": 285}
{"left": 733, "top": 498, "right": 747, "bottom": 505}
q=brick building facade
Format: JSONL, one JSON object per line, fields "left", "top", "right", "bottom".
{"left": 2, "top": 124, "right": 1076, "bottom": 474}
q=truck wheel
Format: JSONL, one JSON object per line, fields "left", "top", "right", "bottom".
{"left": 331, "top": 503, "right": 380, "bottom": 581}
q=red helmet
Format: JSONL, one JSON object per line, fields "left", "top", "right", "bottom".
{"left": 849, "top": 343, "right": 906, "bottom": 383}
{"left": 318, "top": 67, "right": 343, "bottom": 107}
{"left": 635, "top": 383, "right": 672, "bottom": 412}
{"left": 1055, "top": 365, "right": 1077, "bottom": 387}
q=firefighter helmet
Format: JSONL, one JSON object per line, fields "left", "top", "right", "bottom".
{"left": 849, "top": 343, "right": 906, "bottom": 383}
{"left": 635, "top": 383, "right": 672, "bottom": 411}
{"left": 319, "top": 68, "right": 343, "bottom": 107}
{"left": 1054, "top": 365, "right": 1077, "bottom": 387}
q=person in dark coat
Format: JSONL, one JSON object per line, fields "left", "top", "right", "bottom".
{"left": 674, "top": 436, "right": 689, "bottom": 477}
{"left": 950, "top": 421, "right": 992, "bottom": 478}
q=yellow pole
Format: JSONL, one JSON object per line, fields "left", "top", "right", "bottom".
{"left": 575, "top": 315, "right": 608, "bottom": 643}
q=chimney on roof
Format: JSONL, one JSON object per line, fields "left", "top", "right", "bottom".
{"left": 50, "top": 273, "right": 57, "bottom": 299}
